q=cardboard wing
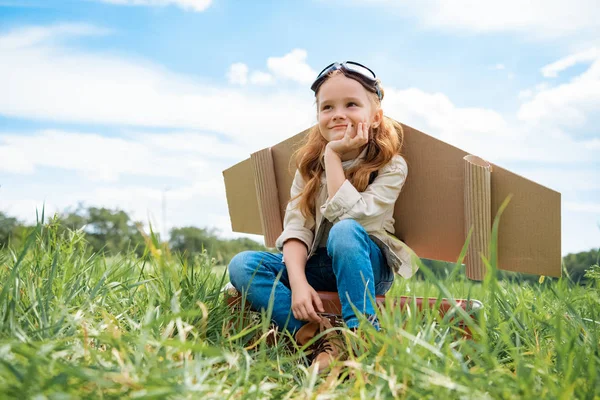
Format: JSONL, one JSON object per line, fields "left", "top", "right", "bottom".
{"left": 223, "top": 120, "right": 561, "bottom": 279}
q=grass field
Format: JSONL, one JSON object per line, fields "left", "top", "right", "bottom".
{"left": 0, "top": 216, "right": 599, "bottom": 399}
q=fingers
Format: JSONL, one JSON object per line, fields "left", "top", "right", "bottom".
{"left": 351, "top": 121, "right": 369, "bottom": 145}
{"left": 345, "top": 122, "right": 354, "bottom": 139}
{"left": 295, "top": 304, "right": 307, "bottom": 321}
{"left": 305, "top": 303, "right": 321, "bottom": 322}
{"left": 312, "top": 291, "right": 325, "bottom": 313}
{"left": 293, "top": 301, "right": 321, "bottom": 322}
{"left": 292, "top": 302, "right": 305, "bottom": 321}
{"left": 294, "top": 305, "right": 319, "bottom": 322}
{"left": 292, "top": 306, "right": 302, "bottom": 321}
{"left": 332, "top": 120, "right": 369, "bottom": 154}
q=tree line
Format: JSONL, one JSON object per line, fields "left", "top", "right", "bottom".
{"left": 0, "top": 206, "right": 268, "bottom": 266}
{"left": 0, "top": 206, "right": 598, "bottom": 282}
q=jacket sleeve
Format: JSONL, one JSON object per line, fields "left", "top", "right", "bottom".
{"left": 275, "top": 169, "right": 315, "bottom": 252}
{"left": 320, "top": 155, "right": 408, "bottom": 222}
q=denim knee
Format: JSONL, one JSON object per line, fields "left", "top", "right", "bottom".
{"left": 227, "top": 250, "right": 255, "bottom": 290}
{"left": 327, "top": 219, "right": 367, "bottom": 252}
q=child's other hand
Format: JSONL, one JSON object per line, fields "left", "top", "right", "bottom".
{"left": 291, "top": 281, "right": 325, "bottom": 322}
{"left": 326, "top": 120, "right": 369, "bottom": 156}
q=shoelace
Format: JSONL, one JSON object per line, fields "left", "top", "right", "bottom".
{"left": 314, "top": 336, "right": 334, "bottom": 354}
{"left": 312, "top": 320, "right": 340, "bottom": 356}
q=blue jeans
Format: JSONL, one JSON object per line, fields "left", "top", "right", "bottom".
{"left": 228, "top": 219, "right": 394, "bottom": 333}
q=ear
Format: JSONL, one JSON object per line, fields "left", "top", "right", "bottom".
{"left": 372, "top": 108, "right": 383, "bottom": 128}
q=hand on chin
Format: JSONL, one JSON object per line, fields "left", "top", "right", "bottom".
{"left": 326, "top": 120, "right": 369, "bottom": 157}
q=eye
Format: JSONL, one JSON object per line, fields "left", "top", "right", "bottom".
{"left": 321, "top": 105, "right": 332, "bottom": 111}
{"left": 347, "top": 102, "right": 358, "bottom": 107}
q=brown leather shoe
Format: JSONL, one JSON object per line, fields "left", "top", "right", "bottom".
{"left": 295, "top": 321, "right": 319, "bottom": 347}
{"left": 295, "top": 317, "right": 346, "bottom": 373}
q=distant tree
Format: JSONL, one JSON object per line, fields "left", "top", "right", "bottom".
{"left": 563, "top": 248, "right": 600, "bottom": 283}
{"left": 58, "top": 206, "right": 146, "bottom": 256}
{"left": 170, "top": 226, "right": 216, "bottom": 255}
{"left": 59, "top": 203, "right": 88, "bottom": 231}
{"left": 169, "top": 226, "right": 268, "bottom": 265}
{"left": 217, "top": 236, "right": 270, "bottom": 265}
{"left": 0, "top": 211, "right": 31, "bottom": 249}
{"left": 0, "top": 211, "right": 19, "bottom": 247}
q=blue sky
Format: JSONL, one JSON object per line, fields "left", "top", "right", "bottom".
{"left": 0, "top": 0, "right": 599, "bottom": 256}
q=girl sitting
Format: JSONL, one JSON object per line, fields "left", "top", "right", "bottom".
{"left": 228, "top": 61, "right": 415, "bottom": 372}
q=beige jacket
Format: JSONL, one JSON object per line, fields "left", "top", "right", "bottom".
{"left": 275, "top": 150, "right": 418, "bottom": 278}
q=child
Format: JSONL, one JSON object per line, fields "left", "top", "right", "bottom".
{"left": 228, "top": 61, "right": 415, "bottom": 372}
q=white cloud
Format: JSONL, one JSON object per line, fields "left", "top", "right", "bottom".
{"left": 0, "top": 130, "right": 247, "bottom": 182}
{"left": 96, "top": 0, "right": 212, "bottom": 12}
{"left": 0, "top": 129, "right": 252, "bottom": 241}
{"left": 518, "top": 49, "right": 600, "bottom": 129}
{"left": 518, "top": 89, "right": 533, "bottom": 100}
{"left": 227, "top": 62, "right": 248, "bottom": 85}
{"left": 232, "top": 49, "right": 316, "bottom": 87}
{"left": 266, "top": 49, "right": 316, "bottom": 85}
{"left": 0, "top": 25, "right": 314, "bottom": 152}
{"left": 565, "top": 201, "right": 600, "bottom": 213}
{"left": 583, "top": 138, "right": 600, "bottom": 149}
{"left": 516, "top": 168, "right": 600, "bottom": 193}
{"left": 491, "top": 64, "right": 505, "bottom": 70}
{"left": 134, "top": 130, "right": 249, "bottom": 160}
{"left": 250, "top": 71, "right": 275, "bottom": 85}
{"left": 384, "top": 88, "right": 512, "bottom": 160}
{"left": 541, "top": 47, "right": 599, "bottom": 78}
{"left": 0, "top": 23, "right": 109, "bottom": 49}
{"left": 381, "top": 87, "right": 599, "bottom": 195}
{"left": 365, "top": 0, "right": 600, "bottom": 40}
{"left": 517, "top": 83, "right": 550, "bottom": 101}
{"left": 0, "top": 144, "right": 35, "bottom": 174}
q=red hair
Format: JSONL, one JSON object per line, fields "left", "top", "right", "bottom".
{"left": 290, "top": 69, "right": 404, "bottom": 220}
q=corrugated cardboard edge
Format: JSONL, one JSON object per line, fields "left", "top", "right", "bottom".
{"left": 463, "top": 155, "right": 492, "bottom": 281}
{"left": 251, "top": 148, "right": 282, "bottom": 248}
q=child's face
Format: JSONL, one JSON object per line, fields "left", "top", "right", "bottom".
{"left": 316, "top": 74, "right": 381, "bottom": 143}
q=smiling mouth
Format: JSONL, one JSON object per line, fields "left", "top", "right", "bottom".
{"left": 331, "top": 125, "right": 347, "bottom": 129}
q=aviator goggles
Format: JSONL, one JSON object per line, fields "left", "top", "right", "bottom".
{"left": 310, "top": 61, "right": 382, "bottom": 100}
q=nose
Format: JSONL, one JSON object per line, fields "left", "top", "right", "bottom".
{"left": 332, "top": 109, "right": 346, "bottom": 121}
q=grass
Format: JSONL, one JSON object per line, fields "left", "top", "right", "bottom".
{"left": 0, "top": 213, "right": 599, "bottom": 399}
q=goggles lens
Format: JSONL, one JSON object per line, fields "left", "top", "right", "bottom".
{"left": 311, "top": 61, "right": 381, "bottom": 99}
{"left": 342, "top": 62, "right": 376, "bottom": 80}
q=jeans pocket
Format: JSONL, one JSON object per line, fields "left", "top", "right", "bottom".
{"left": 375, "top": 265, "right": 394, "bottom": 295}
